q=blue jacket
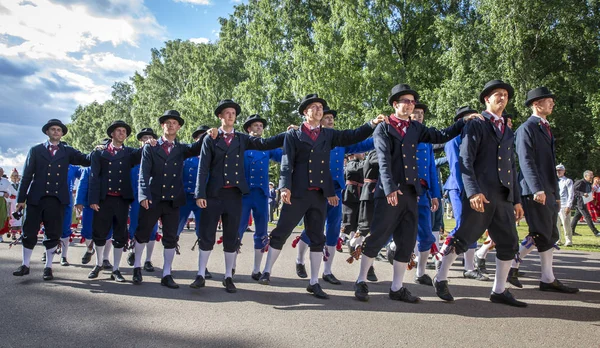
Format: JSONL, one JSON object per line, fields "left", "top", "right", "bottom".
{"left": 330, "top": 138, "right": 374, "bottom": 191}
{"left": 67, "top": 165, "right": 82, "bottom": 205}
{"left": 75, "top": 167, "right": 91, "bottom": 206}
{"left": 442, "top": 136, "right": 463, "bottom": 192}
{"left": 416, "top": 142, "right": 440, "bottom": 198}
{"left": 183, "top": 156, "right": 199, "bottom": 195}
{"left": 244, "top": 148, "right": 283, "bottom": 196}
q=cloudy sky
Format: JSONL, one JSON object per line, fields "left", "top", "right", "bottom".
{"left": 0, "top": 0, "right": 243, "bottom": 172}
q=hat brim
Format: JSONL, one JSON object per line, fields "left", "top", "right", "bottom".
{"left": 243, "top": 118, "right": 267, "bottom": 133}
{"left": 192, "top": 129, "right": 208, "bottom": 139}
{"left": 454, "top": 108, "right": 478, "bottom": 121}
{"left": 136, "top": 131, "right": 158, "bottom": 141}
{"left": 298, "top": 98, "right": 328, "bottom": 115}
{"left": 323, "top": 110, "right": 337, "bottom": 119}
{"left": 107, "top": 123, "right": 132, "bottom": 138}
{"left": 42, "top": 122, "right": 68, "bottom": 136}
{"left": 388, "top": 90, "right": 420, "bottom": 106}
{"left": 159, "top": 115, "right": 185, "bottom": 126}
{"left": 524, "top": 93, "right": 555, "bottom": 107}
{"left": 215, "top": 102, "right": 241, "bottom": 117}
{"left": 479, "top": 83, "right": 514, "bottom": 104}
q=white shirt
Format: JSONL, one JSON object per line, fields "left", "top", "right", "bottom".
{"left": 558, "top": 176, "right": 574, "bottom": 208}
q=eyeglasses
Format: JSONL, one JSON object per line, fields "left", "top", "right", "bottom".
{"left": 397, "top": 99, "right": 417, "bottom": 105}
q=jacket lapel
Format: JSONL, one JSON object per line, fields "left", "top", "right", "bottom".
{"left": 156, "top": 143, "right": 168, "bottom": 161}
{"left": 298, "top": 128, "right": 315, "bottom": 146}
{"left": 39, "top": 144, "right": 51, "bottom": 162}
{"left": 226, "top": 134, "right": 241, "bottom": 154}
{"left": 52, "top": 144, "right": 66, "bottom": 162}
{"left": 387, "top": 123, "right": 404, "bottom": 142}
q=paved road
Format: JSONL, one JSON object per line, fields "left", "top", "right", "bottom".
{"left": 1, "top": 230, "right": 599, "bottom": 348}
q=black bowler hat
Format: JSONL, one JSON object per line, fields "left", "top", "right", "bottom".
{"left": 524, "top": 86, "right": 555, "bottom": 107}
{"left": 454, "top": 105, "right": 477, "bottom": 121}
{"left": 106, "top": 120, "right": 132, "bottom": 138}
{"left": 479, "top": 79, "right": 514, "bottom": 104}
{"left": 243, "top": 114, "right": 268, "bottom": 133}
{"left": 159, "top": 110, "right": 185, "bottom": 126}
{"left": 42, "top": 119, "right": 68, "bottom": 135}
{"left": 502, "top": 110, "right": 516, "bottom": 120}
{"left": 414, "top": 103, "right": 428, "bottom": 114}
{"left": 136, "top": 127, "right": 158, "bottom": 141}
{"left": 322, "top": 107, "right": 337, "bottom": 119}
{"left": 192, "top": 125, "right": 211, "bottom": 139}
{"left": 298, "top": 94, "right": 328, "bottom": 115}
{"left": 388, "top": 84, "right": 419, "bottom": 106}
{"left": 214, "top": 99, "right": 241, "bottom": 117}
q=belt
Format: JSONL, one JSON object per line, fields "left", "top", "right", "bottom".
{"left": 346, "top": 180, "right": 363, "bottom": 195}
{"left": 107, "top": 192, "right": 122, "bottom": 197}
{"left": 363, "top": 178, "right": 377, "bottom": 183}
{"left": 307, "top": 187, "right": 322, "bottom": 191}
{"left": 223, "top": 185, "right": 236, "bottom": 189}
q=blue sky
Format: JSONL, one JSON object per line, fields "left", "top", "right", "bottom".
{"left": 0, "top": 0, "right": 245, "bottom": 171}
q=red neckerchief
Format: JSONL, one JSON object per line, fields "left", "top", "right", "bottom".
{"left": 301, "top": 122, "right": 320, "bottom": 141}
{"left": 389, "top": 114, "right": 410, "bottom": 137}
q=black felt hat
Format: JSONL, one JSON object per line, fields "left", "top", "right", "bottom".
{"left": 298, "top": 94, "right": 328, "bottom": 115}
{"left": 158, "top": 110, "right": 185, "bottom": 126}
{"left": 479, "top": 79, "right": 514, "bottom": 104}
{"left": 42, "top": 119, "right": 68, "bottom": 135}
{"left": 214, "top": 99, "right": 241, "bottom": 117}
{"left": 136, "top": 127, "right": 158, "bottom": 141}
{"left": 106, "top": 120, "right": 132, "bottom": 138}
{"left": 192, "top": 125, "right": 211, "bottom": 139}
{"left": 454, "top": 106, "right": 477, "bottom": 121}
{"left": 242, "top": 114, "right": 267, "bottom": 133}
{"left": 388, "top": 84, "right": 419, "bottom": 106}
{"left": 524, "top": 87, "right": 555, "bottom": 107}
{"left": 322, "top": 107, "right": 337, "bottom": 119}
{"left": 414, "top": 103, "right": 428, "bottom": 114}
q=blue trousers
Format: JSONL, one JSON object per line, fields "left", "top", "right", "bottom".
{"left": 129, "top": 199, "right": 157, "bottom": 241}
{"left": 416, "top": 194, "right": 435, "bottom": 252}
{"left": 177, "top": 194, "right": 202, "bottom": 238}
{"left": 238, "top": 188, "right": 269, "bottom": 249}
{"left": 300, "top": 189, "right": 343, "bottom": 247}
{"left": 448, "top": 189, "right": 477, "bottom": 249}
{"left": 80, "top": 206, "right": 113, "bottom": 241}
{"left": 61, "top": 204, "right": 74, "bottom": 238}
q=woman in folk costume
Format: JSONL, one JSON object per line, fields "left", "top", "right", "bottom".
{"left": 585, "top": 177, "right": 600, "bottom": 222}
{"left": 0, "top": 167, "right": 18, "bottom": 241}
{"left": 8, "top": 169, "right": 22, "bottom": 238}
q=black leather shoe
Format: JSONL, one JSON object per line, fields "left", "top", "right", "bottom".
{"left": 434, "top": 279, "right": 454, "bottom": 302}
{"left": 126, "top": 252, "right": 135, "bottom": 266}
{"left": 463, "top": 269, "right": 490, "bottom": 281}
{"left": 539, "top": 279, "right": 579, "bottom": 293}
{"left": 296, "top": 263, "right": 307, "bottom": 278}
{"left": 110, "top": 270, "right": 126, "bottom": 282}
{"left": 144, "top": 261, "right": 155, "bottom": 272}
{"left": 41, "top": 253, "right": 46, "bottom": 263}
{"left": 474, "top": 254, "right": 489, "bottom": 274}
{"left": 258, "top": 272, "right": 270, "bottom": 285}
{"left": 60, "top": 257, "right": 69, "bottom": 266}
{"left": 414, "top": 274, "right": 433, "bottom": 286}
{"left": 389, "top": 287, "right": 420, "bottom": 303}
{"left": 507, "top": 267, "right": 523, "bottom": 288}
{"left": 205, "top": 268, "right": 213, "bottom": 279}
{"left": 223, "top": 277, "right": 237, "bottom": 293}
{"left": 322, "top": 273, "right": 341, "bottom": 285}
{"left": 490, "top": 289, "right": 527, "bottom": 307}
{"left": 190, "top": 275, "right": 206, "bottom": 288}
{"left": 354, "top": 281, "right": 369, "bottom": 302}
{"left": 367, "top": 266, "right": 378, "bottom": 282}
{"left": 88, "top": 265, "right": 102, "bottom": 279}
{"left": 161, "top": 275, "right": 179, "bottom": 289}
{"left": 13, "top": 265, "right": 30, "bottom": 276}
{"left": 81, "top": 250, "right": 94, "bottom": 264}
{"left": 251, "top": 272, "right": 262, "bottom": 281}
{"left": 43, "top": 267, "right": 53, "bottom": 281}
{"left": 232, "top": 268, "right": 236, "bottom": 276}
{"left": 307, "top": 283, "right": 329, "bottom": 299}
{"left": 102, "top": 260, "right": 112, "bottom": 270}
{"left": 132, "top": 267, "right": 143, "bottom": 284}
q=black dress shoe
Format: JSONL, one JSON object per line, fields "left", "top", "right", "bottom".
{"left": 367, "top": 266, "right": 378, "bottom": 282}
{"left": 232, "top": 268, "right": 236, "bottom": 276}
{"left": 161, "top": 275, "right": 179, "bottom": 289}
{"left": 223, "top": 277, "right": 237, "bottom": 293}
{"left": 126, "top": 252, "right": 135, "bottom": 266}
{"left": 307, "top": 283, "right": 329, "bottom": 299}
{"left": 258, "top": 272, "right": 270, "bottom": 285}
{"left": 81, "top": 250, "right": 94, "bottom": 264}
{"left": 110, "top": 270, "right": 126, "bottom": 282}
{"left": 102, "top": 260, "right": 112, "bottom": 270}
{"left": 414, "top": 274, "right": 433, "bottom": 286}
{"left": 205, "top": 268, "right": 213, "bottom": 279}
{"left": 354, "top": 281, "right": 369, "bottom": 302}
{"left": 539, "top": 279, "right": 579, "bottom": 293}
{"left": 434, "top": 279, "right": 454, "bottom": 302}
{"left": 13, "top": 265, "right": 30, "bottom": 276}
{"left": 251, "top": 272, "right": 262, "bottom": 281}
{"left": 132, "top": 267, "right": 143, "bottom": 284}
{"left": 474, "top": 254, "right": 489, "bottom": 274}
{"left": 296, "top": 263, "right": 307, "bottom": 278}
{"left": 507, "top": 267, "right": 523, "bottom": 288}
{"left": 43, "top": 267, "right": 53, "bottom": 281}
{"left": 144, "top": 261, "right": 155, "bottom": 272}
{"left": 88, "top": 265, "right": 102, "bottom": 279}
{"left": 389, "top": 287, "right": 420, "bottom": 303}
{"left": 190, "top": 275, "right": 206, "bottom": 288}
{"left": 60, "top": 257, "right": 69, "bottom": 266}
{"left": 322, "top": 273, "right": 341, "bottom": 285}
{"left": 490, "top": 289, "right": 527, "bottom": 307}
{"left": 463, "top": 269, "right": 490, "bottom": 281}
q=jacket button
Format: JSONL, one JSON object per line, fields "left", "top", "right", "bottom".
{"left": 109, "top": 171, "right": 111, "bottom": 173}
{"left": 321, "top": 171, "right": 323, "bottom": 174}
{"left": 171, "top": 195, "right": 174, "bottom": 198}
{"left": 405, "top": 165, "right": 408, "bottom": 168}
{"left": 58, "top": 165, "right": 61, "bottom": 167}
{"left": 309, "top": 170, "right": 312, "bottom": 173}
{"left": 162, "top": 196, "right": 165, "bottom": 199}
{"left": 163, "top": 185, "right": 166, "bottom": 188}
{"left": 320, "top": 180, "right": 323, "bottom": 183}
{"left": 225, "top": 164, "right": 228, "bottom": 167}
{"left": 235, "top": 172, "right": 238, "bottom": 175}
{"left": 403, "top": 154, "right": 406, "bottom": 158}
{"left": 57, "top": 173, "right": 60, "bottom": 176}
{"left": 46, "top": 191, "right": 49, "bottom": 193}
{"left": 251, "top": 176, "right": 254, "bottom": 179}
{"left": 322, "top": 161, "right": 325, "bottom": 163}
{"left": 164, "top": 174, "right": 167, "bottom": 176}
{"left": 47, "top": 182, "right": 49, "bottom": 185}
{"left": 109, "top": 179, "right": 111, "bottom": 182}
{"left": 48, "top": 164, "right": 51, "bottom": 167}
{"left": 508, "top": 170, "right": 511, "bottom": 173}
{"left": 227, "top": 181, "right": 230, "bottom": 184}
{"left": 236, "top": 181, "right": 239, "bottom": 184}
{"left": 173, "top": 174, "right": 176, "bottom": 177}
{"left": 498, "top": 156, "right": 502, "bottom": 160}
{"left": 174, "top": 163, "right": 177, "bottom": 165}
{"left": 225, "top": 173, "right": 227, "bottom": 176}
{"left": 309, "top": 160, "right": 312, "bottom": 163}
{"left": 498, "top": 168, "right": 501, "bottom": 171}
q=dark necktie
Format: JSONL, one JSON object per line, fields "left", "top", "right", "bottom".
{"left": 162, "top": 141, "right": 173, "bottom": 155}
{"left": 397, "top": 119, "right": 409, "bottom": 137}
{"left": 493, "top": 118, "right": 504, "bottom": 134}
{"left": 541, "top": 122, "right": 552, "bottom": 138}
{"left": 223, "top": 133, "right": 233, "bottom": 146}
{"left": 48, "top": 145, "right": 59, "bottom": 156}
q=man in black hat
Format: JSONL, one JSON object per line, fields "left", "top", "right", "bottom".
{"left": 353, "top": 84, "right": 468, "bottom": 303}
{"left": 134, "top": 110, "right": 204, "bottom": 288}
{"left": 506, "top": 87, "right": 578, "bottom": 294}
{"left": 259, "top": 94, "right": 385, "bottom": 299}
{"left": 13, "top": 119, "right": 91, "bottom": 280}
{"left": 193, "top": 101, "right": 286, "bottom": 293}
{"left": 433, "top": 79, "right": 526, "bottom": 307}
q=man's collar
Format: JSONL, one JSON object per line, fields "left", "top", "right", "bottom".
{"left": 532, "top": 114, "right": 549, "bottom": 124}
{"left": 219, "top": 127, "right": 235, "bottom": 135}
{"left": 482, "top": 110, "right": 502, "bottom": 120}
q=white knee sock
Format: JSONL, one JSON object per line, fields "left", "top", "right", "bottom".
{"left": 417, "top": 250, "right": 429, "bottom": 277}
{"left": 113, "top": 247, "right": 123, "bottom": 271}
{"left": 296, "top": 240, "right": 308, "bottom": 265}
{"left": 162, "top": 248, "right": 176, "bottom": 277}
{"left": 413, "top": 242, "right": 419, "bottom": 257}
{"left": 436, "top": 251, "right": 458, "bottom": 282}
{"left": 539, "top": 249, "right": 556, "bottom": 283}
{"left": 323, "top": 245, "right": 336, "bottom": 276}
{"left": 94, "top": 245, "right": 105, "bottom": 267}
{"left": 356, "top": 255, "right": 374, "bottom": 283}
{"left": 511, "top": 243, "right": 534, "bottom": 268}
{"left": 145, "top": 240, "right": 155, "bottom": 262}
{"left": 198, "top": 250, "right": 211, "bottom": 276}
{"left": 263, "top": 247, "right": 282, "bottom": 274}
{"left": 464, "top": 249, "right": 475, "bottom": 271}
{"left": 103, "top": 240, "right": 112, "bottom": 261}
{"left": 85, "top": 239, "right": 93, "bottom": 249}
{"left": 253, "top": 249, "right": 263, "bottom": 274}
{"left": 133, "top": 242, "right": 146, "bottom": 268}
{"left": 391, "top": 260, "right": 407, "bottom": 291}
{"left": 60, "top": 237, "right": 70, "bottom": 259}
{"left": 475, "top": 242, "right": 491, "bottom": 259}
{"left": 432, "top": 231, "right": 440, "bottom": 249}
{"left": 45, "top": 246, "right": 57, "bottom": 268}
{"left": 22, "top": 247, "right": 33, "bottom": 267}
{"left": 493, "top": 258, "right": 511, "bottom": 293}
{"left": 224, "top": 252, "right": 236, "bottom": 278}
{"left": 309, "top": 251, "right": 322, "bottom": 285}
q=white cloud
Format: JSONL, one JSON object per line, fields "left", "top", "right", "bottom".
{"left": 0, "top": 148, "right": 28, "bottom": 173}
{"left": 173, "top": 0, "right": 211, "bottom": 4}
{"left": 76, "top": 52, "right": 147, "bottom": 74}
{"left": 189, "top": 37, "right": 210, "bottom": 44}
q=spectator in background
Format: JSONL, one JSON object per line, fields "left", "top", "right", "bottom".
{"left": 269, "top": 182, "right": 277, "bottom": 222}
{"left": 570, "top": 170, "right": 600, "bottom": 237}
{"left": 586, "top": 176, "right": 600, "bottom": 222}
{"left": 556, "top": 164, "right": 574, "bottom": 246}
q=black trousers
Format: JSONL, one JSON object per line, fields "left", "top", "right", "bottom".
{"left": 362, "top": 187, "right": 417, "bottom": 263}
{"left": 357, "top": 199, "right": 374, "bottom": 235}
{"left": 341, "top": 200, "right": 360, "bottom": 235}
{"left": 269, "top": 190, "right": 327, "bottom": 252}
{"left": 450, "top": 188, "right": 518, "bottom": 261}
{"left": 22, "top": 196, "right": 65, "bottom": 250}
{"left": 198, "top": 188, "right": 242, "bottom": 253}
{"left": 92, "top": 195, "right": 130, "bottom": 248}
{"left": 135, "top": 200, "right": 179, "bottom": 249}
{"left": 571, "top": 204, "right": 600, "bottom": 234}
{"left": 521, "top": 193, "right": 559, "bottom": 252}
